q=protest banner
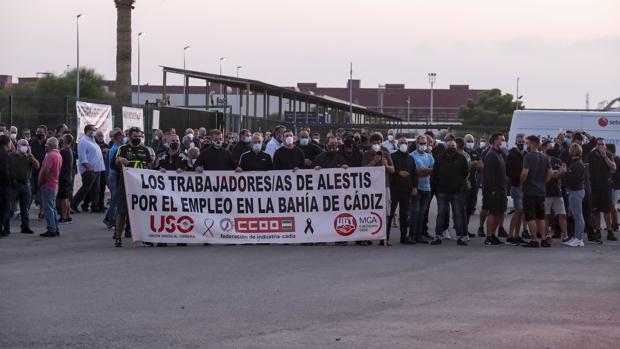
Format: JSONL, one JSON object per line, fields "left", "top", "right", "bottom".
{"left": 122, "top": 106, "right": 145, "bottom": 131}
{"left": 122, "top": 167, "right": 387, "bottom": 244}
{"left": 76, "top": 101, "right": 113, "bottom": 142}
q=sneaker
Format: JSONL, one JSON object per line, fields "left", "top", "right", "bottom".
{"left": 513, "top": 236, "right": 527, "bottom": 244}
{"left": 498, "top": 226, "right": 508, "bottom": 238}
{"left": 414, "top": 237, "right": 430, "bottom": 244}
{"left": 457, "top": 238, "right": 468, "bottom": 246}
{"left": 484, "top": 236, "right": 502, "bottom": 246}
{"left": 430, "top": 238, "right": 442, "bottom": 245}
{"left": 541, "top": 239, "right": 552, "bottom": 248}
{"left": 441, "top": 230, "right": 453, "bottom": 240}
{"left": 505, "top": 237, "right": 519, "bottom": 246}
{"left": 521, "top": 230, "right": 531, "bottom": 239}
{"left": 607, "top": 231, "right": 618, "bottom": 241}
{"left": 40, "top": 231, "right": 59, "bottom": 237}
{"left": 58, "top": 218, "right": 73, "bottom": 225}
{"left": 20, "top": 228, "right": 35, "bottom": 234}
{"left": 114, "top": 238, "right": 122, "bottom": 247}
{"left": 563, "top": 238, "right": 575, "bottom": 246}
{"left": 569, "top": 238, "right": 585, "bottom": 247}
{"left": 477, "top": 227, "right": 485, "bottom": 237}
{"left": 468, "top": 232, "right": 476, "bottom": 238}
{"left": 522, "top": 240, "right": 540, "bottom": 248}
{"left": 400, "top": 238, "right": 416, "bottom": 245}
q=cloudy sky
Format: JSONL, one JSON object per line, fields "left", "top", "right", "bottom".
{"left": 2, "top": 0, "right": 618, "bottom": 108}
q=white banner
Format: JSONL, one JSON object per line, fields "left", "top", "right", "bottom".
{"left": 122, "top": 106, "right": 144, "bottom": 131}
{"left": 122, "top": 167, "right": 387, "bottom": 244}
{"left": 152, "top": 110, "right": 160, "bottom": 130}
{"left": 76, "top": 101, "right": 113, "bottom": 142}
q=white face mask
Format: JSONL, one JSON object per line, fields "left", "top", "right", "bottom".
{"left": 123, "top": 137, "right": 128, "bottom": 144}
{"left": 501, "top": 141, "right": 507, "bottom": 149}
{"left": 399, "top": 144, "right": 408, "bottom": 153}
{"left": 140, "top": 138, "right": 145, "bottom": 145}
{"left": 243, "top": 136, "right": 251, "bottom": 143}
{"left": 213, "top": 140, "right": 223, "bottom": 149}
{"left": 479, "top": 141, "right": 486, "bottom": 148}
{"left": 299, "top": 138, "right": 309, "bottom": 146}
{"left": 19, "top": 145, "right": 28, "bottom": 154}
{"left": 387, "top": 135, "right": 394, "bottom": 142}
{"left": 252, "top": 143, "right": 262, "bottom": 152}
{"left": 371, "top": 144, "right": 381, "bottom": 152}
{"left": 10, "top": 133, "right": 17, "bottom": 140}
{"left": 465, "top": 142, "right": 475, "bottom": 150}
{"left": 417, "top": 145, "right": 427, "bottom": 152}
{"left": 285, "top": 136, "right": 294, "bottom": 145}
{"left": 187, "top": 133, "right": 194, "bottom": 140}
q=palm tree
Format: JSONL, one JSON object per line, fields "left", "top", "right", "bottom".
{"left": 114, "top": 0, "right": 135, "bottom": 104}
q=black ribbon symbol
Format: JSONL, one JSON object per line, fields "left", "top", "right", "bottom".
{"left": 203, "top": 218, "right": 215, "bottom": 237}
{"left": 304, "top": 218, "right": 314, "bottom": 234}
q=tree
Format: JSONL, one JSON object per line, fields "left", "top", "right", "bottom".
{"left": 458, "top": 88, "right": 524, "bottom": 128}
{"left": 114, "top": 0, "right": 135, "bottom": 104}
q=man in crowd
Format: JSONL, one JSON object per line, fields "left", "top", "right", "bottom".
{"left": 542, "top": 140, "right": 568, "bottom": 241}
{"left": 195, "top": 130, "right": 235, "bottom": 171}
{"left": 313, "top": 135, "right": 347, "bottom": 169}
{"left": 9, "top": 138, "right": 40, "bottom": 234}
{"left": 506, "top": 134, "right": 526, "bottom": 245}
{"left": 93, "top": 129, "right": 109, "bottom": 212}
{"left": 339, "top": 132, "right": 363, "bottom": 167}
{"left": 463, "top": 134, "right": 483, "bottom": 236}
{"left": 38, "top": 137, "right": 63, "bottom": 237}
{"left": 104, "top": 129, "right": 125, "bottom": 230}
{"left": 238, "top": 133, "right": 273, "bottom": 171}
{"left": 0, "top": 135, "right": 13, "bottom": 237}
{"left": 71, "top": 125, "right": 105, "bottom": 213}
{"left": 521, "top": 136, "right": 552, "bottom": 248}
{"left": 483, "top": 132, "right": 508, "bottom": 246}
{"left": 21, "top": 128, "right": 31, "bottom": 142}
{"left": 58, "top": 134, "right": 74, "bottom": 225}
{"left": 382, "top": 129, "right": 398, "bottom": 153}
{"left": 231, "top": 129, "right": 252, "bottom": 165}
{"left": 588, "top": 137, "right": 617, "bottom": 241}
{"left": 154, "top": 134, "right": 188, "bottom": 172}
{"left": 30, "top": 125, "right": 48, "bottom": 218}
{"left": 386, "top": 137, "right": 417, "bottom": 245}
{"left": 431, "top": 138, "right": 469, "bottom": 246}
{"left": 273, "top": 130, "right": 305, "bottom": 171}
{"left": 265, "top": 125, "right": 286, "bottom": 158}
{"left": 297, "top": 130, "right": 323, "bottom": 168}
{"left": 112, "top": 127, "right": 153, "bottom": 247}
{"left": 409, "top": 134, "right": 434, "bottom": 243}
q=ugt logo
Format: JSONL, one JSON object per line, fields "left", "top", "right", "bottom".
{"left": 150, "top": 215, "right": 194, "bottom": 234}
{"left": 334, "top": 213, "right": 357, "bottom": 236}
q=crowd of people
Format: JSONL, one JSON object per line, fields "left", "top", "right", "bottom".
{"left": 0, "top": 122, "right": 619, "bottom": 249}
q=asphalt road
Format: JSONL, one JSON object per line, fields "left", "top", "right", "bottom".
{"left": 1, "top": 202, "right": 619, "bottom": 349}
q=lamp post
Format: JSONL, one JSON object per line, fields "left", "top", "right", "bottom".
{"left": 219, "top": 57, "right": 226, "bottom": 95}
{"left": 76, "top": 13, "right": 85, "bottom": 99}
{"left": 183, "top": 45, "right": 190, "bottom": 105}
{"left": 428, "top": 73, "right": 437, "bottom": 126}
{"left": 137, "top": 32, "right": 145, "bottom": 105}
{"left": 236, "top": 65, "right": 242, "bottom": 113}
{"left": 406, "top": 96, "right": 411, "bottom": 122}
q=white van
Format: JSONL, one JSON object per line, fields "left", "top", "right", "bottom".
{"left": 508, "top": 110, "right": 620, "bottom": 153}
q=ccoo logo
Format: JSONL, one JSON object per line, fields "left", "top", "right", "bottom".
{"left": 334, "top": 213, "right": 357, "bottom": 236}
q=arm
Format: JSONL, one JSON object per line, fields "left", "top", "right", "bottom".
{"left": 519, "top": 168, "right": 529, "bottom": 188}
{"left": 77, "top": 142, "right": 93, "bottom": 171}
{"left": 30, "top": 154, "right": 40, "bottom": 170}
{"left": 604, "top": 153, "right": 616, "bottom": 172}
{"left": 384, "top": 153, "right": 395, "bottom": 174}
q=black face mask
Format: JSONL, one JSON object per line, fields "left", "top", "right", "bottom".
{"left": 517, "top": 144, "right": 524, "bottom": 151}
{"left": 446, "top": 148, "right": 457, "bottom": 155}
{"left": 360, "top": 135, "right": 368, "bottom": 143}
{"left": 169, "top": 142, "right": 180, "bottom": 150}
{"left": 344, "top": 139, "right": 354, "bottom": 147}
{"left": 37, "top": 134, "right": 45, "bottom": 140}
{"left": 130, "top": 138, "right": 141, "bottom": 146}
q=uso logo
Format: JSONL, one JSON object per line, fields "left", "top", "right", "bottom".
{"left": 334, "top": 213, "right": 357, "bottom": 236}
{"left": 149, "top": 215, "right": 194, "bottom": 233}
{"left": 599, "top": 117, "right": 608, "bottom": 127}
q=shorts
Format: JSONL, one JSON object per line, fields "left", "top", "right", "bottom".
{"left": 544, "top": 197, "right": 566, "bottom": 215}
{"left": 483, "top": 190, "right": 507, "bottom": 215}
{"left": 591, "top": 187, "right": 611, "bottom": 213}
{"left": 524, "top": 196, "right": 545, "bottom": 221}
{"left": 117, "top": 186, "right": 128, "bottom": 216}
{"left": 510, "top": 186, "right": 523, "bottom": 210}
{"left": 57, "top": 180, "right": 72, "bottom": 199}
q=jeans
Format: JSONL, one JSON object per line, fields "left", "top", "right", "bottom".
{"left": 387, "top": 189, "right": 411, "bottom": 241}
{"left": 13, "top": 182, "right": 32, "bottom": 230}
{"left": 72, "top": 170, "right": 100, "bottom": 210}
{"left": 435, "top": 192, "right": 466, "bottom": 238}
{"left": 409, "top": 190, "right": 431, "bottom": 239}
{"left": 568, "top": 189, "right": 585, "bottom": 240}
{"left": 40, "top": 187, "right": 59, "bottom": 233}
{"left": 465, "top": 181, "right": 479, "bottom": 226}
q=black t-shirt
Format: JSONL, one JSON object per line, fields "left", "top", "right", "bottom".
{"left": 546, "top": 156, "right": 562, "bottom": 197}
{"left": 112, "top": 144, "right": 153, "bottom": 186}
{"left": 611, "top": 156, "right": 620, "bottom": 190}
{"left": 273, "top": 146, "right": 305, "bottom": 170}
{"left": 155, "top": 151, "right": 189, "bottom": 171}
{"left": 588, "top": 150, "right": 613, "bottom": 189}
{"left": 29, "top": 138, "right": 47, "bottom": 165}
{"left": 296, "top": 142, "right": 323, "bottom": 164}
{"left": 59, "top": 147, "right": 74, "bottom": 184}
{"left": 239, "top": 150, "right": 272, "bottom": 171}
{"left": 195, "top": 146, "right": 235, "bottom": 171}
{"left": 338, "top": 147, "right": 363, "bottom": 167}
{"left": 314, "top": 151, "right": 347, "bottom": 169}
{"left": 564, "top": 159, "right": 585, "bottom": 191}
{"left": 483, "top": 147, "right": 506, "bottom": 193}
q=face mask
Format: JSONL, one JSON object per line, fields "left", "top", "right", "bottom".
{"left": 140, "top": 138, "right": 145, "bottom": 145}
{"left": 37, "top": 134, "right": 45, "bottom": 140}
{"left": 428, "top": 145, "right": 433, "bottom": 152}
{"left": 399, "top": 144, "right": 408, "bottom": 153}
{"left": 10, "top": 133, "right": 17, "bottom": 140}
{"left": 327, "top": 145, "right": 338, "bottom": 152}
{"left": 19, "top": 145, "right": 28, "bottom": 153}
{"left": 565, "top": 137, "right": 572, "bottom": 144}
{"left": 387, "top": 135, "right": 394, "bottom": 142}
{"left": 299, "top": 138, "right": 309, "bottom": 146}
{"left": 285, "top": 136, "right": 294, "bottom": 145}
{"left": 312, "top": 138, "right": 319, "bottom": 143}
{"left": 371, "top": 144, "right": 381, "bottom": 152}
{"left": 501, "top": 141, "right": 507, "bottom": 149}
{"left": 123, "top": 137, "right": 128, "bottom": 144}
{"left": 154, "top": 136, "right": 159, "bottom": 141}
{"left": 446, "top": 147, "right": 457, "bottom": 154}
{"left": 169, "top": 142, "right": 180, "bottom": 150}
{"left": 187, "top": 133, "right": 194, "bottom": 140}
{"left": 25, "top": 135, "right": 31, "bottom": 141}
{"left": 130, "top": 138, "right": 141, "bottom": 146}
{"left": 252, "top": 143, "right": 262, "bottom": 152}
{"left": 417, "top": 145, "right": 427, "bottom": 152}
{"left": 479, "top": 141, "right": 486, "bottom": 148}
{"left": 243, "top": 136, "right": 251, "bottom": 143}
{"left": 361, "top": 135, "right": 368, "bottom": 143}
{"left": 465, "top": 142, "right": 475, "bottom": 150}
{"left": 517, "top": 143, "right": 524, "bottom": 151}
{"left": 213, "top": 140, "right": 223, "bottom": 149}
{"left": 344, "top": 139, "right": 354, "bottom": 147}
{"left": 191, "top": 158, "right": 197, "bottom": 165}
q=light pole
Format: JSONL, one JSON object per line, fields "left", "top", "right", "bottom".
{"left": 219, "top": 57, "right": 226, "bottom": 95}
{"left": 236, "top": 65, "right": 242, "bottom": 113}
{"left": 378, "top": 84, "right": 385, "bottom": 113}
{"left": 406, "top": 96, "right": 411, "bottom": 122}
{"left": 428, "top": 73, "right": 437, "bottom": 126}
{"left": 137, "top": 32, "right": 145, "bottom": 105}
{"left": 349, "top": 62, "right": 353, "bottom": 122}
{"left": 183, "top": 45, "right": 190, "bottom": 104}
{"left": 76, "top": 13, "right": 85, "bottom": 99}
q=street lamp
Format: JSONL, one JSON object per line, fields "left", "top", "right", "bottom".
{"left": 428, "top": 73, "right": 437, "bottom": 126}
{"left": 219, "top": 57, "right": 226, "bottom": 95}
{"left": 183, "top": 45, "right": 190, "bottom": 105}
{"left": 236, "top": 65, "right": 242, "bottom": 113}
{"left": 76, "top": 13, "right": 85, "bottom": 99}
{"left": 406, "top": 96, "right": 411, "bottom": 122}
{"left": 236, "top": 65, "right": 242, "bottom": 78}
{"left": 137, "top": 32, "right": 145, "bottom": 105}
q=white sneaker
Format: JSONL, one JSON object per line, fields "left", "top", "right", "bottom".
{"left": 574, "top": 238, "right": 585, "bottom": 247}
{"left": 442, "top": 230, "right": 453, "bottom": 240}
{"left": 567, "top": 238, "right": 585, "bottom": 247}
{"left": 563, "top": 237, "right": 575, "bottom": 246}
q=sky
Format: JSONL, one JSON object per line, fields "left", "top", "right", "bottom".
{"left": 1, "top": 0, "right": 618, "bottom": 109}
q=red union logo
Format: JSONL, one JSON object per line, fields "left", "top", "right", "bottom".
{"left": 334, "top": 213, "right": 357, "bottom": 236}
{"left": 149, "top": 215, "right": 194, "bottom": 234}
{"left": 599, "top": 117, "right": 608, "bottom": 127}
{"left": 235, "top": 217, "right": 295, "bottom": 233}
